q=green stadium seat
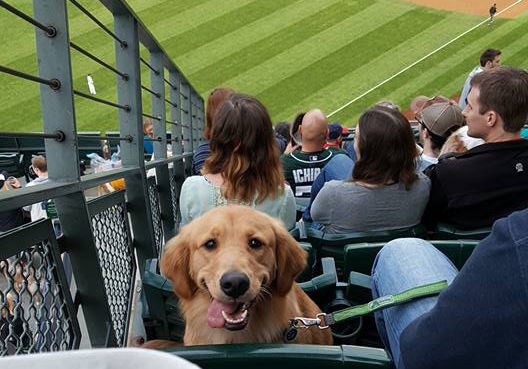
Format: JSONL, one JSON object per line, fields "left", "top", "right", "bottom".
{"left": 432, "top": 223, "right": 491, "bottom": 240}
{"left": 17, "top": 135, "right": 45, "bottom": 153}
{"left": 0, "top": 137, "right": 19, "bottom": 153}
{"left": 343, "top": 240, "right": 478, "bottom": 305}
{"left": 343, "top": 239, "right": 478, "bottom": 278}
{"left": 302, "top": 224, "right": 427, "bottom": 274}
{"left": 297, "top": 242, "right": 316, "bottom": 283}
{"left": 0, "top": 153, "right": 23, "bottom": 177}
{"left": 78, "top": 131, "right": 102, "bottom": 162}
{"left": 163, "top": 343, "right": 392, "bottom": 369}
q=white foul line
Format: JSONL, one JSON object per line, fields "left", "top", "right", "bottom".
{"left": 327, "top": 0, "right": 524, "bottom": 118}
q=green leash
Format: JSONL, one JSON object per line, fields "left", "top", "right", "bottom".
{"left": 284, "top": 280, "right": 448, "bottom": 341}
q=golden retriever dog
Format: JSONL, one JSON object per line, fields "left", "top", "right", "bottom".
{"left": 151, "top": 205, "right": 332, "bottom": 346}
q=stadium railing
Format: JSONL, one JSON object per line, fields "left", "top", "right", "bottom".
{"left": 0, "top": 0, "right": 204, "bottom": 352}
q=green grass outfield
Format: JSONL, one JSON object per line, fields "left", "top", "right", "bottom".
{"left": 1, "top": 0, "right": 528, "bottom": 132}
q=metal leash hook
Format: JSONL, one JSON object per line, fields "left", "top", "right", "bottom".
{"left": 284, "top": 314, "right": 330, "bottom": 342}
{"left": 289, "top": 313, "right": 330, "bottom": 330}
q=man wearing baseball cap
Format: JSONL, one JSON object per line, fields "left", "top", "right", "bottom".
{"left": 323, "top": 122, "right": 349, "bottom": 156}
{"left": 415, "top": 101, "right": 465, "bottom": 171}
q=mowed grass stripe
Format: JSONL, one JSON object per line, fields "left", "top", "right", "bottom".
{"left": 222, "top": 0, "right": 414, "bottom": 97}
{"left": 315, "top": 13, "right": 506, "bottom": 123}
{"left": 142, "top": 0, "right": 255, "bottom": 45}
{"left": 259, "top": 8, "right": 444, "bottom": 118}
{"left": 189, "top": 0, "right": 373, "bottom": 93}
{"left": 375, "top": 18, "right": 514, "bottom": 103}
{"left": 177, "top": 0, "right": 342, "bottom": 75}
{"left": 381, "top": 17, "right": 527, "bottom": 114}
{"left": 162, "top": 0, "right": 297, "bottom": 57}
{"left": 0, "top": 0, "right": 174, "bottom": 108}
{"left": 289, "top": 11, "right": 479, "bottom": 123}
{"left": 408, "top": 19, "right": 528, "bottom": 99}
{"left": 439, "top": 30, "right": 528, "bottom": 96}
{"left": 1, "top": 0, "right": 170, "bottom": 65}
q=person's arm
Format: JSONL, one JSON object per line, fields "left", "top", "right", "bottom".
{"left": 303, "top": 168, "right": 327, "bottom": 221}
{"left": 399, "top": 210, "right": 528, "bottom": 369}
{"left": 281, "top": 185, "right": 297, "bottom": 230}
{"left": 178, "top": 178, "right": 193, "bottom": 226}
{"left": 310, "top": 182, "right": 337, "bottom": 225}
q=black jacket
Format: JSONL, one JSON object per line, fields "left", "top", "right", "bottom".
{"left": 422, "top": 139, "right": 528, "bottom": 229}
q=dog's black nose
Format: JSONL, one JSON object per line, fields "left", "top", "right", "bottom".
{"left": 220, "top": 272, "right": 250, "bottom": 298}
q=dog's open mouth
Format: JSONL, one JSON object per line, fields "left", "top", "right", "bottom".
{"left": 207, "top": 299, "right": 251, "bottom": 331}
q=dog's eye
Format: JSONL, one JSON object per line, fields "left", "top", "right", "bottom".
{"left": 203, "top": 239, "right": 216, "bottom": 250}
{"left": 249, "top": 238, "right": 262, "bottom": 249}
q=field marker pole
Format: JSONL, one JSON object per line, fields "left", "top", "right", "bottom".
{"left": 328, "top": 0, "right": 524, "bottom": 118}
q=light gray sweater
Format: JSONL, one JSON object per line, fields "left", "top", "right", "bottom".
{"left": 311, "top": 174, "right": 430, "bottom": 233}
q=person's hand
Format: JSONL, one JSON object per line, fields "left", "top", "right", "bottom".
{"left": 284, "top": 142, "right": 300, "bottom": 154}
{"left": 7, "top": 176, "right": 21, "bottom": 189}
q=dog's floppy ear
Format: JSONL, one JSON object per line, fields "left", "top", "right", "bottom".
{"left": 160, "top": 226, "right": 197, "bottom": 300}
{"left": 272, "top": 219, "right": 307, "bottom": 296}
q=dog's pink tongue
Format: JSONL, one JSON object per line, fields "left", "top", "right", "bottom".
{"left": 208, "top": 299, "right": 238, "bottom": 328}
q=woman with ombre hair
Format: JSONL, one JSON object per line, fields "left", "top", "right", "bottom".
{"left": 180, "top": 93, "right": 296, "bottom": 229}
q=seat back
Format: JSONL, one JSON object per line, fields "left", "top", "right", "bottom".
{"left": 307, "top": 225, "right": 427, "bottom": 273}
{"left": 0, "top": 152, "right": 23, "bottom": 177}
{"left": 164, "top": 344, "right": 392, "bottom": 369}
{"left": 0, "top": 136, "right": 19, "bottom": 152}
{"left": 431, "top": 223, "right": 491, "bottom": 240}
{"left": 343, "top": 240, "right": 479, "bottom": 276}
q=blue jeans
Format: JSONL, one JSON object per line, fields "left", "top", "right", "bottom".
{"left": 371, "top": 238, "right": 458, "bottom": 367}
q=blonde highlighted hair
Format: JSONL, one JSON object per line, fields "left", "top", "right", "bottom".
{"left": 203, "top": 93, "right": 284, "bottom": 203}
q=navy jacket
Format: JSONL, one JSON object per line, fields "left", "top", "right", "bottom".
{"left": 400, "top": 208, "right": 528, "bottom": 369}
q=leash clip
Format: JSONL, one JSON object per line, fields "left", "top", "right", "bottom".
{"left": 289, "top": 313, "right": 329, "bottom": 329}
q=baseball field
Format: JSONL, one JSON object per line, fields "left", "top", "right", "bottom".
{"left": 1, "top": 0, "right": 527, "bottom": 132}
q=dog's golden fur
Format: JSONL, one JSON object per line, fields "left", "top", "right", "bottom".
{"left": 154, "top": 205, "right": 332, "bottom": 346}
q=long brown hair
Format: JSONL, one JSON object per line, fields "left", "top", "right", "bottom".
{"left": 205, "top": 87, "right": 234, "bottom": 140}
{"left": 352, "top": 106, "right": 418, "bottom": 190}
{"left": 203, "top": 93, "right": 285, "bottom": 203}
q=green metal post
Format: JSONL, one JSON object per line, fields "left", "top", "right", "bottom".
{"left": 113, "top": 13, "right": 157, "bottom": 270}
{"left": 150, "top": 52, "right": 174, "bottom": 240}
{"left": 180, "top": 81, "right": 193, "bottom": 175}
{"left": 191, "top": 91, "right": 200, "bottom": 149}
{"left": 169, "top": 71, "right": 183, "bottom": 158}
{"left": 32, "top": 0, "right": 117, "bottom": 347}
{"left": 168, "top": 71, "right": 185, "bottom": 229}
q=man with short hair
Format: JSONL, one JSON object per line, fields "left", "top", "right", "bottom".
{"left": 281, "top": 109, "right": 337, "bottom": 198}
{"left": 423, "top": 66, "right": 528, "bottom": 229}
{"left": 416, "top": 101, "right": 465, "bottom": 171}
{"left": 324, "top": 122, "right": 349, "bottom": 157}
{"left": 24, "top": 156, "right": 50, "bottom": 222}
{"left": 458, "top": 48, "right": 501, "bottom": 109}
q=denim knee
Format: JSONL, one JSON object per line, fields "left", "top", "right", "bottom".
{"left": 372, "top": 238, "right": 434, "bottom": 276}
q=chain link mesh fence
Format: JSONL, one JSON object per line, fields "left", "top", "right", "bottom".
{"left": 168, "top": 168, "right": 181, "bottom": 228}
{"left": 88, "top": 192, "right": 135, "bottom": 347}
{"left": 0, "top": 222, "right": 79, "bottom": 356}
{"left": 147, "top": 177, "right": 163, "bottom": 257}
